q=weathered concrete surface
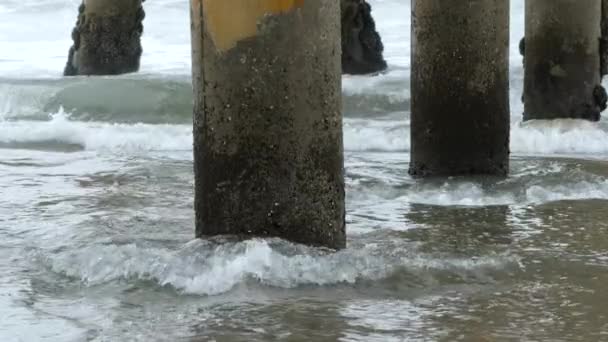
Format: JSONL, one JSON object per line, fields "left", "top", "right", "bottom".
{"left": 341, "top": 0, "right": 387, "bottom": 75}
{"left": 410, "top": 0, "right": 510, "bottom": 177}
{"left": 64, "top": 0, "right": 145, "bottom": 76}
{"left": 191, "top": 0, "right": 345, "bottom": 249}
{"left": 524, "top": 0, "right": 604, "bottom": 121}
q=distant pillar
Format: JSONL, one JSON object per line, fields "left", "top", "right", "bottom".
{"left": 410, "top": 0, "right": 510, "bottom": 177}
{"left": 602, "top": 0, "right": 608, "bottom": 77}
{"left": 64, "top": 0, "right": 145, "bottom": 76}
{"left": 190, "top": 0, "right": 346, "bottom": 249}
{"left": 340, "top": 0, "right": 387, "bottom": 75}
{"left": 524, "top": 0, "right": 604, "bottom": 121}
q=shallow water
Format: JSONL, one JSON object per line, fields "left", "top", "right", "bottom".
{"left": 2, "top": 0, "right": 608, "bottom": 341}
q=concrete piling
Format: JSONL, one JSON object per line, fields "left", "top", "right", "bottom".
{"left": 64, "top": 0, "right": 145, "bottom": 76}
{"left": 190, "top": 0, "right": 345, "bottom": 249}
{"left": 409, "top": 0, "right": 510, "bottom": 177}
{"left": 340, "top": 0, "right": 387, "bottom": 75}
{"left": 602, "top": 0, "right": 608, "bottom": 77}
{"left": 524, "top": 0, "right": 604, "bottom": 121}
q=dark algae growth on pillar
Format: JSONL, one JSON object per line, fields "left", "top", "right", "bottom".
{"left": 191, "top": 0, "right": 345, "bottom": 249}
{"left": 64, "top": 0, "right": 145, "bottom": 76}
{"left": 410, "top": 0, "right": 510, "bottom": 177}
{"left": 524, "top": 0, "right": 605, "bottom": 121}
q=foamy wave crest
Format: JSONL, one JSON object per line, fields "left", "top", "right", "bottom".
{"left": 525, "top": 180, "right": 608, "bottom": 204}
{"left": 344, "top": 119, "right": 408, "bottom": 152}
{"left": 0, "top": 109, "right": 411, "bottom": 153}
{"left": 5, "top": 110, "right": 608, "bottom": 156}
{"left": 401, "top": 178, "right": 608, "bottom": 207}
{"left": 344, "top": 119, "right": 608, "bottom": 155}
{"left": 0, "top": 108, "right": 192, "bottom": 152}
{"left": 40, "top": 239, "right": 517, "bottom": 296}
{"left": 342, "top": 69, "right": 409, "bottom": 102}
{"left": 511, "top": 119, "right": 608, "bottom": 155}
{"left": 405, "top": 183, "right": 516, "bottom": 206}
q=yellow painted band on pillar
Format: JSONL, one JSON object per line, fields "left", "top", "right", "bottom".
{"left": 200, "top": 0, "right": 305, "bottom": 52}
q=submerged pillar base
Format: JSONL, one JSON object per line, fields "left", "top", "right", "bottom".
{"left": 64, "top": 0, "right": 145, "bottom": 76}
{"left": 191, "top": 0, "right": 346, "bottom": 249}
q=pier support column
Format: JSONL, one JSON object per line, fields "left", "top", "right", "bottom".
{"left": 602, "top": 0, "right": 608, "bottom": 77}
{"left": 340, "top": 0, "right": 387, "bottom": 75}
{"left": 410, "top": 0, "right": 510, "bottom": 177}
{"left": 524, "top": 0, "right": 603, "bottom": 121}
{"left": 64, "top": 0, "right": 145, "bottom": 76}
{"left": 190, "top": 0, "right": 345, "bottom": 249}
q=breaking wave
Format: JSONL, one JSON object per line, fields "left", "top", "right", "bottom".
{"left": 38, "top": 238, "right": 518, "bottom": 296}
{"left": 2, "top": 108, "right": 608, "bottom": 156}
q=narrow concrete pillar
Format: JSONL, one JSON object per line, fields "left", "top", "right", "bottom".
{"left": 64, "top": 0, "right": 145, "bottom": 76}
{"left": 524, "top": 0, "right": 603, "bottom": 121}
{"left": 410, "top": 0, "right": 510, "bottom": 177}
{"left": 190, "top": 0, "right": 345, "bottom": 249}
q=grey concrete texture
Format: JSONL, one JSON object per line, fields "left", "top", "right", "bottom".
{"left": 191, "top": 0, "right": 346, "bottom": 249}
{"left": 524, "top": 0, "right": 603, "bottom": 121}
{"left": 410, "top": 0, "right": 511, "bottom": 177}
{"left": 64, "top": 0, "right": 145, "bottom": 76}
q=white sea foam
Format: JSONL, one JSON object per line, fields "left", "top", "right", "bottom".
{"left": 401, "top": 180, "right": 608, "bottom": 207}
{"left": 405, "top": 183, "right": 517, "bottom": 207}
{"left": 3, "top": 109, "right": 608, "bottom": 157}
{"left": 344, "top": 119, "right": 608, "bottom": 155}
{"left": 525, "top": 180, "right": 608, "bottom": 204}
{"left": 511, "top": 119, "right": 608, "bottom": 155}
{"left": 0, "top": 109, "right": 191, "bottom": 152}
{"left": 41, "top": 239, "right": 517, "bottom": 296}
{"left": 344, "top": 119, "right": 408, "bottom": 152}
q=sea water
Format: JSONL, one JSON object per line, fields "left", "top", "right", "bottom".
{"left": 1, "top": 1, "right": 608, "bottom": 341}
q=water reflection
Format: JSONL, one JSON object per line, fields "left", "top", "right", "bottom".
{"left": 405, "top": 204, "right": 512, "bottom": 255}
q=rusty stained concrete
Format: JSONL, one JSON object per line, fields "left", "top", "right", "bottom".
{"left": 194, "top": 0, "right": 305, "bottom": 52}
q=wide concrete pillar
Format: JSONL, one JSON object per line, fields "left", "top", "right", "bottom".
{"left": 410, "top": 0, "right": 510, "bottom": 177}
{"left": 64, "top": 0, "right": 145, "bottom": 76}
{"left": 524, "top": 0, "right": 603, "bottom": 121}
{"left": 190, "top": 0, "right": 345, "bottom": 249}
